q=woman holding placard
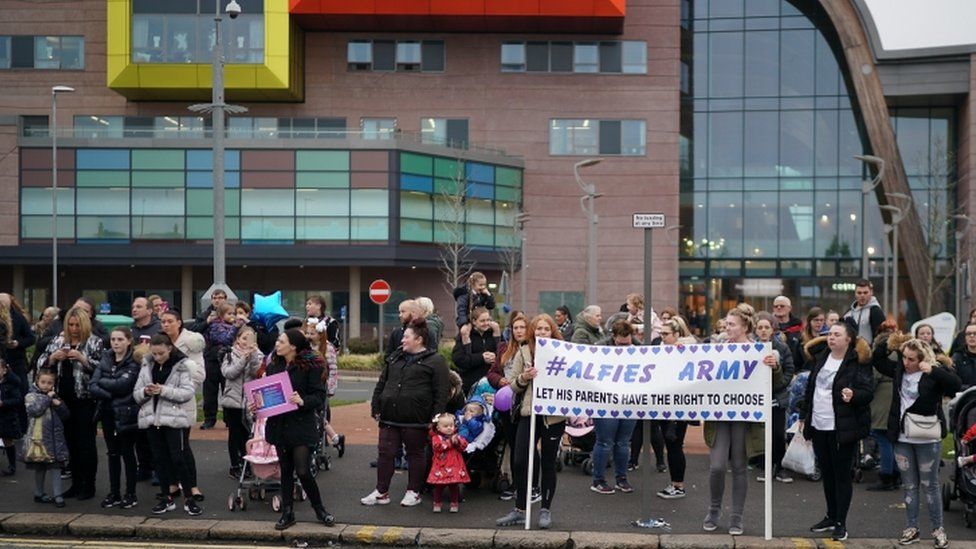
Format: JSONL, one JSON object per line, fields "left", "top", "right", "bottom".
{"left": 496, "top": 314, "right": 566, "bottom": 530}
{"left": 800, "top": 320, "right": 874, "bottom": 542}
{"left": 263, "top": 329, "right": 333, "bottom": 530}
{"left": 487, "top": 313, "right": 529, "bottom": 501}
{"left": 754, "top": 312, "right": 794, "bottom": 484}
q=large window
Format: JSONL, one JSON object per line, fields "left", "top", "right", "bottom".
{"left": 361, "top": 118, "right": 396, "bottom": 140}
{"left": 501, "top": 41, "right": 645, "bottom": 74}
{"left": 420, "top": 118, "right": 468, "bottom": 148}
{"left": 2, "top": 36, "right": 83, "bottom": 69}
{"left": 549, "top": 119, "right": 646, "bottom": 156}
{"left": 131, "top": 0, "right": 264, "bottom": 64}
{"left": 347, "top": 40, "right": 444, "bottom": 72}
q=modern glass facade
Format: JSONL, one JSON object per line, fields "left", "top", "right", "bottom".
{"left": 679, "top": 0, "right": 958, "bottom": 330}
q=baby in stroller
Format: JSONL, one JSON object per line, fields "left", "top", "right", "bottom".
{"left": 228, "top": 416, "right": 281, "bottom": 511}
{"left": 457, "top": 393, "right": 498, "bottom": 488}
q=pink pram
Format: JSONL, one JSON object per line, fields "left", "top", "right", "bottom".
{"left": 227, "top": 416, "right": 282, "bottom": 512}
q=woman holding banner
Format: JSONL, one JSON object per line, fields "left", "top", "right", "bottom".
{"left": 702, "top": 304, "right": 776, "bottom": 536}
{"left": 800, "top": 320, "right": 874, "bottom": 542}
{"left": 496, "top": 314, "right": 565, "bottom": 530}
{"left": 754, "top": 312, "right": 794, "bottom": 483}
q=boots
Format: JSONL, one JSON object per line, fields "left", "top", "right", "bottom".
{"left": 866, "top": 473, "right": 897, "bottom": 492}
{"left": 313, "top": 504, "right": 336, "bottom": 526}
{"left": 275, "top": 505, "right": 296, "bottom": 530}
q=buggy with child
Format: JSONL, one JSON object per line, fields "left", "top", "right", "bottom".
{"left": 944, "top": 385, "right": 976, "bottom": 527}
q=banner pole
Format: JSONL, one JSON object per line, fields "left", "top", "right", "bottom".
{"left": 524, "top": 408, "right": 537, "bottom": 530}
{"left": 764, "top": 347, "right": 773, "bottom": 541}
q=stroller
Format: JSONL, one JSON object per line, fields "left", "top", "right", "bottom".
{"left": 944, "top": 386, "right": 976, "bottom": 527}
{"left": 558, "top": 416, "right": 596, "bottom": 475}
{"left": 228, "top": 416, "right": 281, "bottom": 512}
{"left": 459, "top": 392, "right": 500, "bottom": 490}
{"left": 313, "top": 404, "right": 332, "bottom": 473}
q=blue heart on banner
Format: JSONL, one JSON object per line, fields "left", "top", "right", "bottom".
{"left": 676, "top": 345, "right": 685, "bottom": 353}
{"left": 546, "top": 406, "right": 557, "bottom": 415}
{"left": 622, "top": 410, "right": 633, "bottom": 418}
{"left": 576, "top": 345, "right": 586, "bottom": 352}
{"left": 754, "top": 343, "right": 765, "bottom": 352}
{"left": 534, "top": 406, "right": 543, "bottom": 414}
{"left": 662, "top": 411, "right": 672, "bottom": 419}
{"left": 688, "top": 411, "right": 698, "bottom": 419}
{"left": 589, "top": 347, "right": 598, "bottom": 354}
{"left": 559, "top": 407, "right": 569, "bottom": 415}
{"left": 572, "top": 407, "right": 582, "bottom": 416}
{"left": 728, "top": 344, "right": 738, "bottom": 352}
{"left": 614, "top": 348, "right": 624, "bottom": 355}
{"left": 636, "top": 411, "right": 646, "bottom": 419}
{"left": 700, "top": 411, "right": 710, "bottom": 419}
{"left": 563, "top": 342, "right": 574, "bottom": 350}
{"left": 652, "top": 347, "right": 660, "bottom": 355}
{"left": 597, "top": 409, "right": 607, "bottom": 417}
{"left": 675, "top": 411, "right": 684, "bottom": 419}
{"left": 648, "top": 411, "right": 658, "bottom": 419}
{"left": 601, "top": 348, "right": 611, "bottom": 355}
{"left": 538, "top": 339, "right": 547, "bottom": 347}
{"left": 639, "top": 347, "right": 649, "bottom": 355}
{"left": 689, "top": 346, "right": 697, "bottom": 354}
{"left": 627, "top": 347, "right": 636, "bottom": 355}
{"left": 753, "top": 411, "right": 763, "bottom": 420}
{"left": 703, "top": 345, "right": 711, "bottom": 352}
{"left": 727, "top": 411, "right": 737, "bottom": 419}
{"left": 610, "top": 410, "right": 619, "bottom": 418}
{"left": 585, "top": 409, "right": 594, "bottom": 417}
{"left": 715, "top": 345, "right": 724, "bottom": 352}
{"left": 714, "top": 412, "right": 723, "bottom": 419}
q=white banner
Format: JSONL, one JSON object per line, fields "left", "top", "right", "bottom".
{"left": 532, "top": 338, "right": 772, "bottom": 422}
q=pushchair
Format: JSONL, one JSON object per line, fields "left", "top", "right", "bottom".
{"left": 944, "top": 386, "right": 976, "bottom": 527}
{"left": 459, "top": 393, "right": 500, "bottom": 490}
{"left": 558, "top": 416, "right": 596, "bottom": 475}
{"left": 313, "top": 404, "right": 332, "bottom": 473}
{"left": 228, "top": 416, "right": 281, "bottom": 512}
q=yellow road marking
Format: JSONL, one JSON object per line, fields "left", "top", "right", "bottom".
{"left": 821, "top": 539, "right": 845, "bottom": 549}
{"left": 381, "top": 526, "right": 403, "bottom": 544}
{"left": 791, "top": 538, "right": 817, "bottom": 549}
{"left": 355, "top": 524, "right": 378, "bottom": 543}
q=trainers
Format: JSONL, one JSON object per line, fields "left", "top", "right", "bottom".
{"left": 184, "top": 499, "right": 202, "bottom": 516}
{"left": 656, "top": 463, "right": 668, "bottom": 473}
{"left": 60, "top": 468, "right": 72, "bottom": 480}
{"left": 832, "top": 525, "right": 847, "bottom": 541}
{"left": 100, "top": 493, "right": 121, "bottom": 508}
{"left": 590, "top": 480, "right": 615, "bottom": 494}
{"left": 360, "top": 490, "right": 391, "bottom": 506}
{"left": 899, "top": 527, "right": 919, "bottom": 545}
{"left": 657, "top": 485, "right": 686, "bottom": 499}
{"left": 400, "top": 490, "right": 422, "bottom": 507}
{"left": 498, "top": 489, "right": 515, "bottom": 501}
{"left": 729, "top": 517, "right": 743, "bottom": 536}
{"left": 627, "top": 462, "right": 640, "bottom": 471}
{"left": 432, "top": 503, "right": 442, "bottom": 513}
{"left": 120, "top": 494, "right": 138, "bottom": 509}
{"left": 810, "top": 516, "right": 834, "bottom": 533}
{"left": 933, "top": 527, "right": 949, "bottom": 549}
{"left": 530, "top": 487, "right": 542, "bottom": 504}
{"left": 615, "top": 478, "right": 634, "bottom": 493}
{"left": 775, "top": 468, "right": 794, "bottom": 483}
{"left": 538, "top": 508, "right": 552, "bottom": 529}
{"left": 703, "top": 513, "right": 719, "bottom": 532}
{"left": 152, "top": 498, "right": 176, "bottom": 515}
{"left": 496, "top": 508, "right": 526, "bottom": 526}
{"left": 335, "top": 434, "right": 345, "bottom": 458}
{"left": 449, "top": 503, "right": 459, "bottom": 513}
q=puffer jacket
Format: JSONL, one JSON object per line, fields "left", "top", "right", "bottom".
{"left": 800, "top": 338, "right": 875, "bottom": 445}
{"left": 89, "top": 349, "right": 141, "bottom": 433}
{"left": 571, "top": 314, "right": 602, "bottom": 345}
{"left": 0, "top": 371, "right": 23, "bottom": 440}
{"left": 22, "top": 384, "right": 70, "bottom": 466}
{"left": 173, "top": 330, "right": 206, "bottom": 420}
{"left": 510, "top": 344, "right": 565, "bottom": 426}
{"left": 220, "top": 346, "right": 264, "bottom": 410}
{"left": 451, "top": 327, "right": 499, "bottom": 394}
{"left": 265, "top": 350, "right": 329, "bottom": 448}
{"left": 372, "top": 347, "right": 451, "bottom": 428}
{"left": 950, "top": 347, "right": 976, "bottom": 390}
{"left": 453, "top": 286, "right": 496, "bottom": 327}
{"left": 36, "top": 334, "right": 103, "bottom": 399}
{"left": 133, "top": 351, "right": 195, "bottom": 429}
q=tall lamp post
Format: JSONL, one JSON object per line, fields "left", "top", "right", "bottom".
{"left": 574, "top": 158, "right": 602, "bottom": 306}
{"left": 51, "top": 85, "right": 75, "bottom": 309}
{"left": 517, "top": 211, "right": 531, "bottom": 311}
{"left": 190, "top": 0, "right": 246, "bottom": 308}
{"left": 882, "top": 223, "right": 893, "bottom": 315}
{"left": 880, "top": 204, "right": 904, "bottom": 317}
{"left": 954, "top": 214, "right": 970, "bottom": 323}
{"left": 853, "top": 154, "right": 885, "bottom": 279}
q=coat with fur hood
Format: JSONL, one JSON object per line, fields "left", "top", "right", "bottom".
{"left": 133, "top": 350, "right": 196, "bottom": 429}
{"left": 800, "top": 337, "right": 874, "bottom": 445}
{"left": 868, "top": 330, "right": 903, "bottom": 430}
{"left": 265, "top": 350, "right": 328, "bottom": 448}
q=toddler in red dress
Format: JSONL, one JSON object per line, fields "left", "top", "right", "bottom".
{"left": 427, "top": 413, "right": 469, "bottom": 513}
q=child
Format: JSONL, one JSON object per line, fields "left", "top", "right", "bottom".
{"left": 427, "top": 413, "right": 468, "bottom": 513}
{"left": 220, "top": 327, "right": 264, "bottom": 478}
{"left": 23, "top": 369, "right": 69, "bottom": 507}
{"left": 453, "top": 272, "right": 496, "bottom": 328}
{"left": 456, "top": 396, "right": 489, "bottom": 444}
{"left": 0, "top": 358, "right": 23, "bottom": 475}
{"left": 958, "top": 422, "right": 976, "bottom": 468}
{"left": 206, "top": 302, "right": 239, "bottom": 363}
{"left": 303, "top": 318, "right": 345, "bottom": 458}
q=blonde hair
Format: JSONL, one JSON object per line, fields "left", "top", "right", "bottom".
{"left": 727, "top": 303, "right": 756, "bottom": 334}
{"left": 468, "top": 272, "right": 486, "bottom": 287}
{"left": 626, "top": 293, "right": 645, "bottom": 311}
{"left": 900, "top": 338, "right": 938, "bottom": 366}
{"left": 0, "top": 300, "right": 11, "bottom": 345}
{"left": 672, "top": 315, "right": 692, "bottom": 337}
{"left": 415, "top": 297, "right": 435, "bottom": 317}
{"left": 63, "top": 306, "right": 92, "bottom": 344}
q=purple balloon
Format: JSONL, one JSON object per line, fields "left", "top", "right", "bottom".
{"left": 494, "top": 385, "right": 513, "bottom": 412}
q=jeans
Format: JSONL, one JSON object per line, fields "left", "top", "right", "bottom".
{"left": 376, "top": 425, "right": 428, "bottom": 494}
{"left": 513, "top": 416, "right": 564, "bottom": 511}
{"left": 894, "top": 441, "right": 943, "bottom": 530}
{"left": 147, "top": 426, "right": 193, "bottom": 499}
{"left": 708, "top": 421, "right": 748, "bottom": 521}
{"left": 810, "top": 428, "right": 857, "bottom": 527}
{"left": 871, "top": 429, "right": 896, "bottom": 475}
{"left": 592, "top": 418, "right": 637, "bottom": 483}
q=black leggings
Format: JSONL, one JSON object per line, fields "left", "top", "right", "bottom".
{"left": 102, "top": 413, "right": 137, "bottom": 496}
{"left": 629, "top": 420, "right": 666, "bottom": 467}
{"left": 663, "top": 421, "right": 688, "bottom": 483}
{"left": 147, "top": 426, "right": 193, "bottom": 499}
{"left": 811, "top": 429, "right": 858, "bottom": 527}
{"left": 63, "top": 397, "right": 98, "bottom": 494}
{"left": 277, "top": 445, "right": 323, "bottom": 508}
{"left": 224, "top": 408, "right": 248, "bottom": 469}
{"left": 513, "top": 416, "right": 564, "bottom": 511}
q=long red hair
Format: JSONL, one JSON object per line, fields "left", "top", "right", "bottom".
{"left": 527, "top": 313, "right": 562, "bottom": 356}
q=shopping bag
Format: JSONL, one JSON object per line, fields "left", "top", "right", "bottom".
{"left": 781, "top": 428, "right": 816, "bottom": 476}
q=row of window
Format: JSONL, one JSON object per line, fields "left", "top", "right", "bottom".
{"left": 501, "top": 41, "right": 646, "bottom": 74}
{"left": 549, "top": 119, "right": 646, "bottom": 156}
{"left": 0, "top": 36, "right": 84, "bottom": 70}
{"left": 346, "top": 40, "right": 444, "bottom": 72}
{"left": 132, "top": 14, "right": 263, "bottom": 64}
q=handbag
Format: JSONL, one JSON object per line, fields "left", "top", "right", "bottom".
{"left": 902, "top": 412, "right": 941, "bottom": 441}
{"left": 24, "top": 408, "right": 54, "bottom": 464}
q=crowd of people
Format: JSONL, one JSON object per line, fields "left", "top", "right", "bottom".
{"left": 1, "top": 275, "right": 976, "bottom": 546}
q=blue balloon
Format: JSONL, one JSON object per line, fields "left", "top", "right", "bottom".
{"left": 252, "top": 291, "right": 288, "bottom": 331}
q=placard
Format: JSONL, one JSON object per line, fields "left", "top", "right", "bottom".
{"left": 244, "top": 372, "right": 298, "bottom": 419}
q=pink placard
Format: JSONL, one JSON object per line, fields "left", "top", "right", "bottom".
{"left": 245, "top": 372, "right": 298, "bottom": 419}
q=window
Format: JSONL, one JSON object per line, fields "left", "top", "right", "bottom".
{"left": 74, "top": 116, "right": 124, "bottom": 139}
{"left": 0, "top": 37, "right": 10, "bottom": 69}
{"left": 361, "top": 118, "right": 396, "bottom": 140}
{"left": 502, "top": 41, "right": 645, "bottom": 74}
{"left": 347, "top": 40, "right": 444, "bottom": 72}
{"left": 1, "top": 36, "right": 84, "bottom": 69}
{"left": 550, "top": 119, "right": 645, "bottom": 156}
{"left": 130, "top": 0, "right": 264, "bottom": 64}
{"left": 420, "top": 118, "right": 468, "bottom": 148}
{"left": 21, "top": 116, "right": 49, "bottom": 137}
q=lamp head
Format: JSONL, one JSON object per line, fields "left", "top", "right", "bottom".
{"left": 853, "top": 154, "right": 883, "bottom": 165}
{"left": 225, "top": 0, "right": 242, "bottom": 19}
{"left": 52, "top": 85, "right": 75, "bottom": 94}
{"left": 574, "top": 158, "right": 603, "bottom": 170}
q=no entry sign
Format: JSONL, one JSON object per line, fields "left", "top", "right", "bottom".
{"left": 369, "top": 279, "right": 392, "bottom": 305}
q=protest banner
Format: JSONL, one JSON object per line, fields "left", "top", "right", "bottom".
{"left": 244, "top": 372, "right": 298, "bottom": 419}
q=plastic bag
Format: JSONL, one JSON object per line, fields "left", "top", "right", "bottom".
{"left": 782, "top": 428, "right": 815, "bottom": 476}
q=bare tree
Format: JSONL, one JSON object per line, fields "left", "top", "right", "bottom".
{"left": 437, "top": 155, "right": 474, "bottom": 297}
{"left": 914, "top": 138, "right": 962, "bottom": 317}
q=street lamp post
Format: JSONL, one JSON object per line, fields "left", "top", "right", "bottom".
{"left": 882, "top": 223, "right": 892, "bottom": 314}
{"left": 51, "top": 85, "right": 75, "bottom": 309}
{"left": 190, "top": 0, "right": 246, "bottom": 308}
{"left": 517, "top": 211, "right": 531, "bottom": 311}
{"left": 854, "top": 154, "right": 885, "bottom": 279}
{"left": 880, "top": 204, "right": 904, "bottom": 318}
{"left": 574, "top": 158, "right": 602, "bottom": 306}
{"left": 954, "top": 214, "right": 970, "bottom": 323}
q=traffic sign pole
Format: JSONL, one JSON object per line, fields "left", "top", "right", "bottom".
{"left": 379, "top": 303, "right": 384, "bottom": 357}
{"left": 369, "top": 279, "right": 392, "bottom": 356}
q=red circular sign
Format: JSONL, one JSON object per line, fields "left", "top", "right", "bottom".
{"left": 369, "top": 279, "right": 392, "bottom": 305}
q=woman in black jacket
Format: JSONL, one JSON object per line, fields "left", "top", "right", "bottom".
{"left": 363, "top": 319, "right": 450, "bottom": 508}
{"left": 263, "top": 329, "right": 333, "bottom": 530}
{"left": 0, "top": 294, "right": 35, "bottom": 437}
{"left": 874, "top": 337, "right": 960, "bottom": 548}
{"left": 89, "top": 327, "right": 141, "bottom": 510}
{"left": 451, "top": 307, "right": 500, "bottom": 395}
{"left": 801, "top": 320, "right": 874, "bottom": 542}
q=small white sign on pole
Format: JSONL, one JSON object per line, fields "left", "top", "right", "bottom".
{"left": 633, "top": 213, "right": 665, "bottom": 229}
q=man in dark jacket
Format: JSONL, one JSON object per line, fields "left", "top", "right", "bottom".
{"left": 130, "top": 297, "right": 161, "bottom": 344}
{"left": 385, "top": 299, "right": 434, "bottom": 360}
{"left": 187, "top": 288, "right": 228, "bottom": 430}
{"left": 843, "top": 280, "right": 885, "bottom": 346}
{"left": 451, "top": 306, "right": 500, "bottom": 395}
{"left": 772, "top": 295, "right": 804, "bottom": 367}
